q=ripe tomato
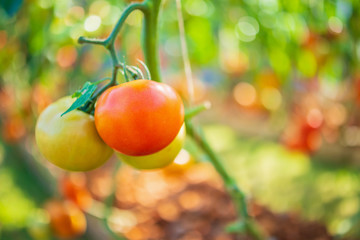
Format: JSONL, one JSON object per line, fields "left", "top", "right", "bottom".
{"left": 116, "top": 123, "right": 185, "bottom": 169}
{"left": 35, "top": 97, "right": 113, "bottom": 171}
{"left": 95, "top": 80, "right": 184, "bottom": 156}
{"left": 45, "top": 200, "right": 86, "bottom": 238}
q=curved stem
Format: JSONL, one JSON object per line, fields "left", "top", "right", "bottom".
{"left": 142, "top": 0, "right": 162, "bottom": 82}
{"left": 77, "top": 2, "right": 148, "bottom": 114}
{"left": 78, "top": 2, "right": 148, "bottom": 85}
{"left": 186, "top": 120, "right": 265, "bottom": 240}
{"left": 78, "top": 37, "right": 106, "bottom": 45}
{"left": 105, "top": 3, "right": 148, "bottom": 48}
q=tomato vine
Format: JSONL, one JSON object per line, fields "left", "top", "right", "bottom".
{"left": 74, "top": 0, "right": 265, "bottom": 239}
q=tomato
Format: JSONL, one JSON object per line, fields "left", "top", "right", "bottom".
{"left": 45, "top": 200, "right": 86, "bottom": 238}
{"left": 162, "top": 149, "right": 195, "bottom": 176}
{"left": 116, "top": 123, "right": 185, "bottom": 169}
{"left": 35, "top": 96, "right": 113, "bottom": 171}
{"left": 95, "top": 80, "right": 184, "bottom": 156}
{"left": 60, "top": 173, "right": 93, "bottom": 210}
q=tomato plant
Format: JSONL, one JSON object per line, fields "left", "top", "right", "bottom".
{"left": 35, "top": 97, "right": 113, "bottom": 171}
{"left": 116, "top": 123, "right": 186, "bottom": 169}
{"left": 45, "top": 200, "right": 86, "bottom": 239}
{"left": 95, "top": 79, "right": 184, "bottom": 156}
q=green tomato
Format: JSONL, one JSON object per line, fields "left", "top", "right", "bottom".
{"left": 116, "top": 123, "right": 186, "bottom": 170}
{"left": 35, "top": 97, "right": 113, "bottom": 171}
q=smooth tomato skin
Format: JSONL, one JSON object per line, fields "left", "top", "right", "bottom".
{"left": 35, "top": 97, "right": 113, "bottom": 171}
{"left": 95, "top": 80, "right": 184, "bottom": 156}
{"left": 116, "top": 123, "right": 185, "bottom": 169}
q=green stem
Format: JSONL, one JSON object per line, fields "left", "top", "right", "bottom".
{"left": 105, "top": 3, "right": 148, "bottom": 48}
{"left": 78, "top": 2, "right": 148, "bottom": 85}
{"left": 185, "top": 102, "right": 211, "bottom": 119}
{"left": 77, "top": 2, "right": 149, "bottom": 114}
{"left": 186, "top": 120, "right": 264, "bottom": 240}
{"left": 78, "top": 37, "right": 106, "bottom": 45}
{"left": 142, "top": 0, "right": 162, "bottom": 82}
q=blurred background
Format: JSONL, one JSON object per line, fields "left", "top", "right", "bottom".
{"left": 1, "top": 0, "right": 360, "bottom": 239}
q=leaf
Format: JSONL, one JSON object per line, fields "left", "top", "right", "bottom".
{"left": 0, "top": 0, "right": 23, "bottom": 17}
{"left": 61, "top": 84, "right": 97, "bottom": 116}
{"left": 61, "top": 79, "right": 108, "bottom": 116}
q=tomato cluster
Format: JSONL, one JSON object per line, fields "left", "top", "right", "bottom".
{"left": 35, "top": 79, "right": 185, "bottom": 171}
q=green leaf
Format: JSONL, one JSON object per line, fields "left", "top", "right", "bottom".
{"left": 71, "top": 91, "right": 82, "bottom": 98}
{"left": 61, "top": 78, "right": 109, "bottom": 116}
{"left": 61, "top": 84, "right": 97, "bottom": 116}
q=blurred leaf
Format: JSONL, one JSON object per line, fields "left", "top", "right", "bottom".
{"left": 269, "top": 48, "right": 291, "bottom": 78}
{"left": 297, "top": 50, "right": 317, "bottom": 78}
{"left": 0, "top": 0, "right": 23, "bottom": 17}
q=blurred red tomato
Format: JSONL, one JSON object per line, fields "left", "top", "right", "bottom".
{"left": 59, "top": 173, "right": 93, "bottom": 210}
{"left": 1, "top": 115, "right": 26, "bottom": 143}
{"left": 32, "top": 84, "right": 53, "bottom": 115}
{"left": 283, "top": 108, "right": 323, "bottom": 154}
{"left": 45, "top": 200, "right": 86, "bottom": 239}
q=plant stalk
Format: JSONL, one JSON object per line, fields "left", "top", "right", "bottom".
{"left": 142, "top": 0, "right": 162, "bottom": 82}
{"left": 185, "top": 120, "right": 265, "bottom": 240}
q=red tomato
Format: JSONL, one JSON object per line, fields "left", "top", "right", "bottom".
{"left": 95, "top": 80, "right": 184, "bottom": 156}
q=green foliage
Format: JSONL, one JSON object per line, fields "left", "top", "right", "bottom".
{"left": 204, "top": 124, "right": 360, "bottom": 237}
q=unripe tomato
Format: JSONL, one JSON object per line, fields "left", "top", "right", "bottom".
{"left": 162, "top": 149, "right": 195, "bottom": 176}
{"left": 95, "top": 80, "right": 184, "bottom": 156}
{"left": 116, "top": 123, "right": 185, "bottom": 169}
{"left": 45, "top": 200, "right": 86, "bottom": 239}
{"left": 35, "top": 97, "right": 113, "bottom": 171}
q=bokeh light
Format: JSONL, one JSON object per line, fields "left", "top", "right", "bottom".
{"left": 84, "top": 15, "right": 102, "bottom": 32}
{"left": 233, "top": 82, "right": 257, "bottom": 107}
{"left": 260, "top": 87, "right": 282, "bottom": 111}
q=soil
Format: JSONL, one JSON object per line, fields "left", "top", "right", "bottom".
{"left": 89, "top": 163, "right": 334, "bottom": 240}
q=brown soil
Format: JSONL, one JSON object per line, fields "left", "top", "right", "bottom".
{"left": 89, "top": 163, "right": 334, "bottom": 240}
